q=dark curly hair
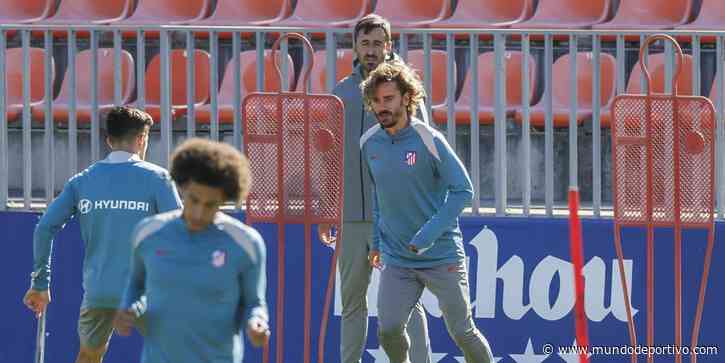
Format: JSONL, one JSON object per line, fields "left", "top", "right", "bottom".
{"left": 105, "top": 106, "right": 153, "bottom": 143}
{"left": 170, "top": 138, "right": 251, "bottom": 206}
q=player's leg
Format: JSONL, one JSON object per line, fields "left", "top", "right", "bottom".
{"left": 377, "top": 265, "right": 425, "bottom": 363}
{"left": 76, "top": 308, "right": 116, "bottom": 363}
{"left": 339, "top": 221, "right": 374, "bottom": 363}
{"left": 421, "top": 260, "right": 494, "bottom": 363}
{"left": 407, "top": 301, "right": 431, "bottom": 363}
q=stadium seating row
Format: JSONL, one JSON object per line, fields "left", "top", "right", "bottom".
{"left": 1, "top": 48, "right": 439, "bottom": 124}
{"left": 3, "top": 46, "right": 715, "bottom": 128}
{"left": 0, "top": 0, "right": 722, "bottom": 37}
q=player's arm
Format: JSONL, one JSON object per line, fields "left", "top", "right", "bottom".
{"left": 361, "top": 143, "right": 383, "bottom": 269}
{"left": 368, "top": 184, "right": 383, "bottom": 269}
{"left": 154, "top": 171, "right": 183, "bottom": 213}
{"left": 240, "top": 231, "right": 269, "bottom": 347}
{"left": 24, "top": 179, "right": 77, "bottom": 316}
{"left": 115, "top": 227, "right": 148, "bottom": 336}
{"left": 409, "top": 136, "right": 473, "bottom": 254}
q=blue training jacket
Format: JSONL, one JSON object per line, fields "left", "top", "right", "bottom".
{"left": 121, "top": 210, "right": 268, "bottom": 363}
{"left": 31, "top": 151, "right": 182, "bottom": 309}
{"left": 360, "top": 118, "right": 473, "bottom": 268}
{"left": 332, "top": 53, "right": 431, "bottom": 223}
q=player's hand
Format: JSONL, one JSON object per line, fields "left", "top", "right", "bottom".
{"left": 317, "top": 223, "right": 337, "bottom": 245}
{"left": 246, "top": 317, "right": 270, "bottom": 347}
{"left": 113, "top": 309, "right": 137, "bottom": 336}
{"left": 368, "top": 250, "right": 383, "bottom": 269}
{"left": 23, "top": 288, "right": 50, "bottom": 318}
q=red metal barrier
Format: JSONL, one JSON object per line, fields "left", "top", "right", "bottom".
{"left": 611, "top": 34, "right": 716, "bottom": 363}
{"left": 243, "top": 33, "right": 345, "bottom": 363}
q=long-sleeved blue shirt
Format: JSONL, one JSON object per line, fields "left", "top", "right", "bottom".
{"left": 121, "top": 210, "right": 268, "bottom": 363}
{"left": 31, "top": 151, "right": 182, "bottom": 308}
{"left": 360, "top": 118, "right": 473, "bottom": 268}
{"left": 332, "top": 53, "right": 430, "bottom": 223}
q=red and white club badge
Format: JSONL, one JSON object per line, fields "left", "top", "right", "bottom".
{"left": 212, "top": 250, "right": 226, "bottom": 268}
{"left": 405, "top": 151, "right": 417, "bottom": 166}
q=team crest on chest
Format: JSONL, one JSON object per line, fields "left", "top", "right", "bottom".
{"left": 212, "top": 250, "right": 226, "bottom": 268}
{"left": 405, "top": 151, "right": 417, "bottom": 166}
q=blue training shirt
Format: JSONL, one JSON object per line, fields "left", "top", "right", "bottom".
{"left": 121, "top": 210, "right": 268, "bottom": 363}
{"left": 31, "top": 151, "right": 182, "bottom": 308}
{"left": 360, "top": 118, "right": 474, "bottom": 268}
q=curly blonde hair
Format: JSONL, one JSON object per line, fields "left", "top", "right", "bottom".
{"left": 361, "top": 60, "right": 426, "bottom": 117}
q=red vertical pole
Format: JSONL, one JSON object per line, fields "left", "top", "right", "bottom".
{"left": 568, "top": 188, "right": 590, "bottom": 363}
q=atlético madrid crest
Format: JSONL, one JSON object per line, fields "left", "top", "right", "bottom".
{"left": 212, "top": 250, "right": 226, "bottom": 268}
{"left": 405, "top": 151, "right": 417, "bottom": 166}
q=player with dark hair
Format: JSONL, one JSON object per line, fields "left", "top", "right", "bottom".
{"left": 114, "top": 138, "right": 269, "bottom": 362}
{"left": 360, "top": 61, "right": 494, "bottom": 363}
{"left": 318, "top": 13, "right": 432, "bottom": 363}
{"left": 23, "top": 106, "right": 182, "bottom": 363}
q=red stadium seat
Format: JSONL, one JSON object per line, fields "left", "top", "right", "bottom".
{"left": 296, "top": 49, "right": 353, "bottom": 93}
{"left": 143, "top": 49, "right": 211, "bottom": 122}
{"left": 40, "top": 0, "right": 132, "bottom": 25}
{"left": 512, "top": 0, "right": 611, "bottom": 29}
{"left": 626, "top": 54, "right": 695, "bottom": 95}
{"left": 432, "top": 0, "right": 531, "bottom": 29}
{"left": 433, "top": 51, "right": 535, "bottom": 125}
{"left": 0, "top": 0, "right": 54, "bottom": 23}
{"left": 31, "top": 49, "right": 134, "bottom": 124}
{"left": 601, "top": 53, "right": 694, "bottom": 127}
{"left": 112, "top": 0, "right": 211, "bottom": 37}
{"left": 195, "top": 50, "right": 295, "bottom": 124}
{"left": 592, "top": 0, "right": 693, "bottom": 31}
{"left": 376, "top": 0, "right": 453, "bottom": 28}
{"left": 5, "top": 48, "right": 52, "bottom": 122}
{"left": 405, "top": 50, "right": 454, "bottom": 110}
{"left": 514, "top": 52, "right": 616, "bottom": 128}
{"left": 677, "top": 0, "right": 724, "bottom": 43}
{"left": 275, "top": 0, "right": 372, "bottom": 28}
{"left": 192, "top": 0, "right": 290, "bottom": 28}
